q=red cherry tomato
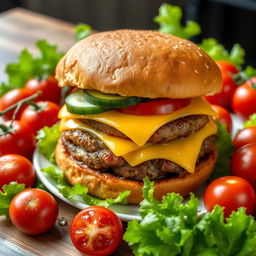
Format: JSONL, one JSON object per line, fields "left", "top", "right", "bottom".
{"left": 118, "top": 98, "right": 191, "bottom": 115}
{"left": 25, "top": 76, "right": 61, "bottom": 104}
{"left": 233, "top": 127, "right": 256, "bottom": 149}
{"left": 211, "top": 104, "right": 232, "bottom": 133}
{"left": 231, "top": 143, "right": 256, "bottom": 189}
{"left": 9, "top": 189, "right": 58, "bottom": 235}
{"left": 70, "top": 206, "right": 123, "bottom": 256}
{"left": 232, "top": 77, "right": 256, "bottom": 120}
{"left": 205, "top": 71, "right": 237, "bottom": 108}
{"left": 0, "top": 154, "right": 35, "bottom": 189}
{"left": 0, "top": 88, "right": 32, "bottom": 120}
{"left": 216, "top": 60, "right": 239, "bottom": 75}
{"left": 204, "top": 176, "right": 256, "bottom": 217}
{"left": 0, "top": 121, "right": 36, "bottom": 158}
{"left": 20, "top": 101, "right": 59, "bottom": 134}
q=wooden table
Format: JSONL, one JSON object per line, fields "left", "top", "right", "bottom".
{"left": 0, "top": 8, "right": 132, "bottom": 256}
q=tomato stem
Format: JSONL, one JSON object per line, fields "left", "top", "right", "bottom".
{"left": 0, "top": 91, "right": 42, "bottom": 130}
{"left": 27, "top": 101, "right": 42, "bottom": 111}
{"left": 232, "top": 72, "right": 247, "bottom": 86}
{"left": 0, "top": 91, "right": 42, "bottom": 117}
{"left": 0, "top": 124, "right": 14, "bottom": 135}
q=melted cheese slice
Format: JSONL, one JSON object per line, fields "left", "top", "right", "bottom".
{"left": 59, "top": 97, "right": 217, "bottom": 146}
{"left": 60, "top": 119, "right": 139, "bottom": 156}
{"left": 122, "top": 120, "right": 217, "bottom": 173}
{"left": 60, "top": 118, "right": 217, "bottom": 173}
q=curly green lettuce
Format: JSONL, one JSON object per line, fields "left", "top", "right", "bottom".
{"left": 244, "top": 113, "right": 256, "bottom": 128}
{"left": 124, "top": 178, "right": 256, "bottom": 256}
{"left": 209, "top": 121, "right": 233, "bottom": 181}
{"left": 42, "top": 166, "right": 130, "bottom": 207}
{"left": 75, "top": 23, "right": 92, "bottom": 41}
{"left": 0, "top": 182, "right": 25, "bottom": 218}
{"left": 199, "top": 38, "right": 245, "bottom": 67}
{"left": 154, "top": 3, "right": 201, "bottom": 39}
{"left": 0, "top": 40, "right": 64, "bottom": 97}
{"left": 37, "top": 124, "right": 61, "bottom": 164}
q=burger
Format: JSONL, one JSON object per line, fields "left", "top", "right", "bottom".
{"left": 55, "top": 30, "right": 222, "bottom": 205}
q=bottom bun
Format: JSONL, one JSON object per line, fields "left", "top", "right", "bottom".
{"left": 55, "top": 139, "right": 217, "bottom": 205}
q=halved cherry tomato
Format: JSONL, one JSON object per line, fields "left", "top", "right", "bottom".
{"left": 118, "top": 98, "right": 191, "bottom": 115}
{"left": 232, "top": 77, "right": 256, "bottom": 120}
{"left": 211, "top": 104, "right": 232, "bottom": 133}
{"left": 0, "top": 154, "right": 35, "bottom": 189}
{"left": 233, "top": 127, "right": 256, "bottom": 149}
{"left": 25, "top": 76, "right": 61, "bottom": 104}
{"left": 0, "top": 88, "right": 32, "bottom": 120}
{"left": 204, "top": 176, "right": 256, "bottom": 217}
{"left": 9, "top": 188, "right": 58, "bottom": 235}
{"left": 0, "top": 121, "right": 36, "bottom": 158}
{"left": 231, "top": 143, "right": 256, "bottom": 189}
{"left": 70, "top": 206, "right": 123, "bottom": 256}
{"left": 20, "top": 101, "right": 59, "bottom": 134}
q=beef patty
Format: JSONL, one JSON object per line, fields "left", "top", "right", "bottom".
{"left": 82, "top": 115, "right": 209, "bottom": 144}
{"left": 61, "top": 115, "right": 216, "bottom": 181}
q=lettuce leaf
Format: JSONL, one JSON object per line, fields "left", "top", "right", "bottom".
{"left": 37, "top": 124, "right": 60, "bottom": 164}
{"left": 154, "top": 3, "right": 201, "bottom": 39}
{"left": 244, "top": 113, "right": 256, "bottom": 128}
{"left": 124, "top": 178, "right": 256, "bottom": 256}
{"left": 0, "top": 40, "right": 64, "bottom": 97}
{"left": 75, "top": 23, "right": 92, "bottom": 41}
{"left": 199, "top": 38, "right": 245, "bottom": 67}
{"left": 0, "top": 182, "right": 25, "bottom": 218}
{"left": 209, "top": 121, "right": 233, "bottom": 181}
{"left": 42, "top": 166, "right": 130, "bottom": 207}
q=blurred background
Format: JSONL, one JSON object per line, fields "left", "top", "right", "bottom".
{"left": 1, "top": 0, "right": 256, "bottom": 66}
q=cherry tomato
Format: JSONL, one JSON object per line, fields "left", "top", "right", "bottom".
{"left": 211, "top": 104, "right": 232, "bottom": 132}
{"left": 231, "top": 143, "right": 256, "bottom": 189}
{"left": 0, "top": 88, "right": 32, "bottom": 120}
{"left": 216, "top": 60, "right": 239, "bottom": 75}
{"left": 70, "top": 206, "right": 123, "bottom": 256}
{"left": 0, "top": 154, "right": 35, "bottom": 189}
{"left": 0, "top": 121, "right": 36, "bottom": 158}
{"left": 118, "top": 98, "right": 191, "bottom": 115}
{"left": 204, "top": 176, "right": 256, "bottom": 217}
{"left": 232, "top": 77, "right": 256, "bottom": 120}
{"left": 9, "top": 189, "right": 58, "bottom": 235}
{"left": 205, "top": 71, "right": 237, "bottom": 108}
{"left": 233, "top": 127, "right": 256, "bottom": 149}
{"left": 25, "top": 76, "right": 61, "bottom": 104}
{"left": 20, "top": 101, "right": 59, "bottom": 134}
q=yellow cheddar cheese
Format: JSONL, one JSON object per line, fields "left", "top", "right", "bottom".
{"left": 122, "top": 120, "right": 217, "bottom": 173}
{"left": 60, "top": 118, "right": 217, "bottom": 173}
{"left": 59, "top": 119, "right": 139, "bottom": 156}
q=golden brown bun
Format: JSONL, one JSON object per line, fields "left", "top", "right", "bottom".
{"left": 55, "top": 139, "right": 217, "bottom": 205}
{"left": 56, "top": 30, "right": 222, "bottom": 99}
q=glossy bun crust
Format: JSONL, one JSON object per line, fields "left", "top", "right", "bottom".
{"left": 55, "top": 139, "right": 217, "bottom": 205}
{"left": 56, "top": 30, "right": 222, "bottom": 99}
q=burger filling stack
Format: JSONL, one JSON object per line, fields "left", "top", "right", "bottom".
{"left": 55, "top": 30, "right": 222, "bottom": 204}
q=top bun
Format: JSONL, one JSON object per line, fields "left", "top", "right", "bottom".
{"left": 56, "top": 30, "right": 222, "bottom": 98}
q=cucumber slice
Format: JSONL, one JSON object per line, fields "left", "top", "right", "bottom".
{"left": 65, "top": 89, "right": 112, "bottom": 115}
{"left": 84, "top": 89, "right": 145, "bottom": 108}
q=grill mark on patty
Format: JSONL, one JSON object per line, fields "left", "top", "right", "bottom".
{"left": 82, "top": 114, "right": 209, "bottom": 144}
{"left": 61, "top": 129, "right": 216, "bottom": 181}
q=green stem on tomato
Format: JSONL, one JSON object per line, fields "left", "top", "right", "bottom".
{"left": 0, "top": 91, "right": 42, "bottom": 117}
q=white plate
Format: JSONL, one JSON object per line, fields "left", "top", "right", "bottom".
{"left": 33, "top": 115, "right": 243, "bottom": 222}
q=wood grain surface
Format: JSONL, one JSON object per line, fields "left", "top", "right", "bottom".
{"left": 0, "top": 8, "right": 132, "bottom": 256}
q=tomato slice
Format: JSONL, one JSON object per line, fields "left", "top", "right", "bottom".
{"left": 70, "top": 206, "right": 123, "bottom": 256}
{"left": 118, "top": 98, "right": 191, "bottom": 115}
